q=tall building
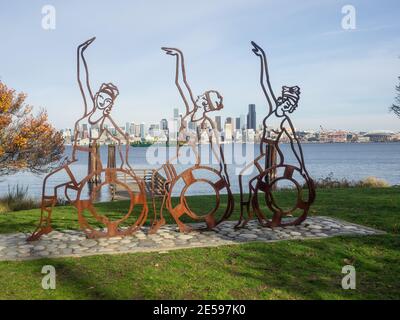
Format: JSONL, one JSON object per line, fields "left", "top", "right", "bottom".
{"left": 240, "top": 114, "right": 246, "bottom": 129}
{"left": 215, "top": 116, "right": 222, "bottom": 132}
{"left": 81, "top": 123, "right": 89, "bottom": 139}
{"left": 235, "top": 117, "right": 241, "bottom": 130}
{"left": 160, "top": 118, "right": 168, "bottom": 131}
{"left": 134, "top": 124, "right": 141, "bottom": 137}
{"left": 149, "top": 124, "right": 160, "bottom": 137}
{"left": 140, "top": 123, "right": 146, "bottom": 139}
{"left": 129, "top": 122, "right": 135, "bottom": 135}
{"left": 188, "top": 121, "right": 197, "bottom": 131}
{"left": 224, "top": 123, "right": 233, "bottom": 142}
{"left": 173, "top": 108, "right": 179, "bottom": 120}
{"left": 225, "top": 117, "right": 233, "bottom": 125}
{"left": 247, "top": 104, "right": 256, "bottom": 130}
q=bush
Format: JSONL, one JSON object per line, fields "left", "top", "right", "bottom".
{"left": 0, "top": 185, "right": 38, "bottom": 213}
{"left": 313, "top": 173, "right": 353, "bottom": 189}
{"left": 358, "top": 176, "right": 390, "bottom": 188}
{"left": 0, "top": 203, "right": 9, "bottom": 214}
{"left": 312, "top": 173, "right": 390, "bottom": 189}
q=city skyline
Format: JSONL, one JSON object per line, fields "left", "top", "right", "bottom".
{"left": 1, "top": 1, "right": 400, "bottom": 131}
{"left": 61, "top": 104, "right": 399, "bottom": 146}
{"left": 59, "top": 102, "right": 400, "bottom": 134}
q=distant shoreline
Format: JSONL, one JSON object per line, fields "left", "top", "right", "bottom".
{"left": 63, "top": 141, "right": 400, "bottom": 146}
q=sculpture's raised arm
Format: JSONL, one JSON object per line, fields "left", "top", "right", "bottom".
{"left": 251, "top": 41, "right": 277, "bottom": 115}
{"left": 161, "top": 47, "right": 197, "bottom": 115}
{"left": 77, "top": 37, "right": 96, "bottom": 116}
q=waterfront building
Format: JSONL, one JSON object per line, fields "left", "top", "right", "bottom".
{"left": 134, "top": 124, "right": 141, "bottom": 137}
{"left": 240, "top": 114, "right": 246, "bottom": 130}
{"left": 234, "top": 129, "right": 242, "bottom": 142}
{"left": 173, "top": 108, "right": 179, "bottom": 120}
{"left": 224, "top": 123, "right": 233, "bottom": 142}
{"left": 215, "top": 116, "right": 222, "bottom": 132}
{"left": 247, "top": 104, "right": 256, "bottom": 130}
{"left": 364, "top": 131, "right": 394, "bottom": 142}
{"left": 235, "top": 117, "right": 241, "bottom": 130}
{"left": 160, "top": 118, "right": 168, "bottom": 131}
{"left": 140, "top": 123, "right": 146, "bottom": 140}
{"left": 243, "top": 129, "right": 255, "bottom": 142}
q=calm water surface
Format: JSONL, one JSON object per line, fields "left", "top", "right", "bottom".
{"left": 1, "top": 143, "right": 399, "bottom": 200}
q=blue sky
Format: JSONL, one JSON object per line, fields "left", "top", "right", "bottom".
{"left": 1, "top": 0, "right": 400, "bottom": 131}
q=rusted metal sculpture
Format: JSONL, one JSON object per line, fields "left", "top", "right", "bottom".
{"left": 27, "top": 37, "right": 148, "bottom": 241}
{"left": 236, "top": 41, "right": 315, "bottom": 229}
{"left": 149, "top": 47, "right": 234, "bottom": 233}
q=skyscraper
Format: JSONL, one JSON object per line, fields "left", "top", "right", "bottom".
{"left": 173, "top": 108, "right": 179, "bottom": 120}
{"left": 140, "top": 123, "right": 146, "bottom": 139}
{"left": 160, "top": 118, "right": 168, "bottom": 131}
{"left": 215, "top": 116, "right": 222, "bottom": 132}
{"left": 247, "top": 104, "right": 256, "bottom": 130}
{"left": 240, "top": 114, "right": 246, "bottom": 129}
{"left": 224, "top": 123, "right": 233, "bottom": 142}
{"left": 134, "top": 124, "right": 141, "bottom": 137}
{"left": 81, "top": 123, "right": 89, "bottom": 139}
{"left": 235, "top": 117, "right": 241, "bottom": 130}
{"left": 129, "top": 122, "right": 135, "bottom": 135}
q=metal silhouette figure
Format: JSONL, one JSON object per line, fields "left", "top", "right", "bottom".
{"left": 28, "top": 37, "right": 148, "bottom": 241}
{"left": 149, "top": 47, "right": 234, "bottom": 233}
{"left": 236, "top": 41, "right": 315, "bottom": 229}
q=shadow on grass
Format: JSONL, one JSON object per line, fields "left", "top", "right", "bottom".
{"left": 0, "top": 234, "right": 399, "bottom": 299}
{"left": 218, "top": 235, "right": 400, "bottom": 299}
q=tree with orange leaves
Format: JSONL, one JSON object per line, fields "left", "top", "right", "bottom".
{"left": 0, "top": 81, "right": 64, "bottom": 175}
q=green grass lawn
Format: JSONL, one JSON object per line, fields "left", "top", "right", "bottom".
{"left": 0, "top": 187, "right": 399, "bottom": 299}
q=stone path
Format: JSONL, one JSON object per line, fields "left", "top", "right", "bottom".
{"left": 0, "top": 217, "right": 384, "bottom": 261}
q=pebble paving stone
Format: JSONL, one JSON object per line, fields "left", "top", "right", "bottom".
{"left": 0, "top": 216, "right": 385, "bottom": 261}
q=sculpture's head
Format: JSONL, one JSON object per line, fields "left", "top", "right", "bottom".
{"left": 275, "top": 86, "right": 300, "bottom": 117}
{"left": 94, "top": 83, "right": 119, "bottom": 115}
{"left": 192, "top": 90, "right": 223, "bottom": 122}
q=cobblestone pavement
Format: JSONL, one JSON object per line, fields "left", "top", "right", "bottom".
{"left": 0, "top": 217, "right": 384, "bottom": 261}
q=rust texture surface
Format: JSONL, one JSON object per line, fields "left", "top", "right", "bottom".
{"left": 28, "top": 37, "right": 148, "bottom": 241}
{"left": 236, "top": 41, "right": 316, "bottom": 229}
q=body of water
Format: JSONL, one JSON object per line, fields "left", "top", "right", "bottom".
{"left": 1, "top": 143, "right": 399, "bottom": 200}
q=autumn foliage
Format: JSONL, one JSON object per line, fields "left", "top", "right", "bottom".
{"left": 0, "top": 82, "right": 64, "bottom": 175}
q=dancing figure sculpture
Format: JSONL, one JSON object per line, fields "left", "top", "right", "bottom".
{"left": 149, "top": 47, "right": 234, "bottom": 233}
{"left": 236, "top": 41, "right": 315, "bottom": 229}
{"left": 28, "top": 37, "right": 148, "bottom": 241}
